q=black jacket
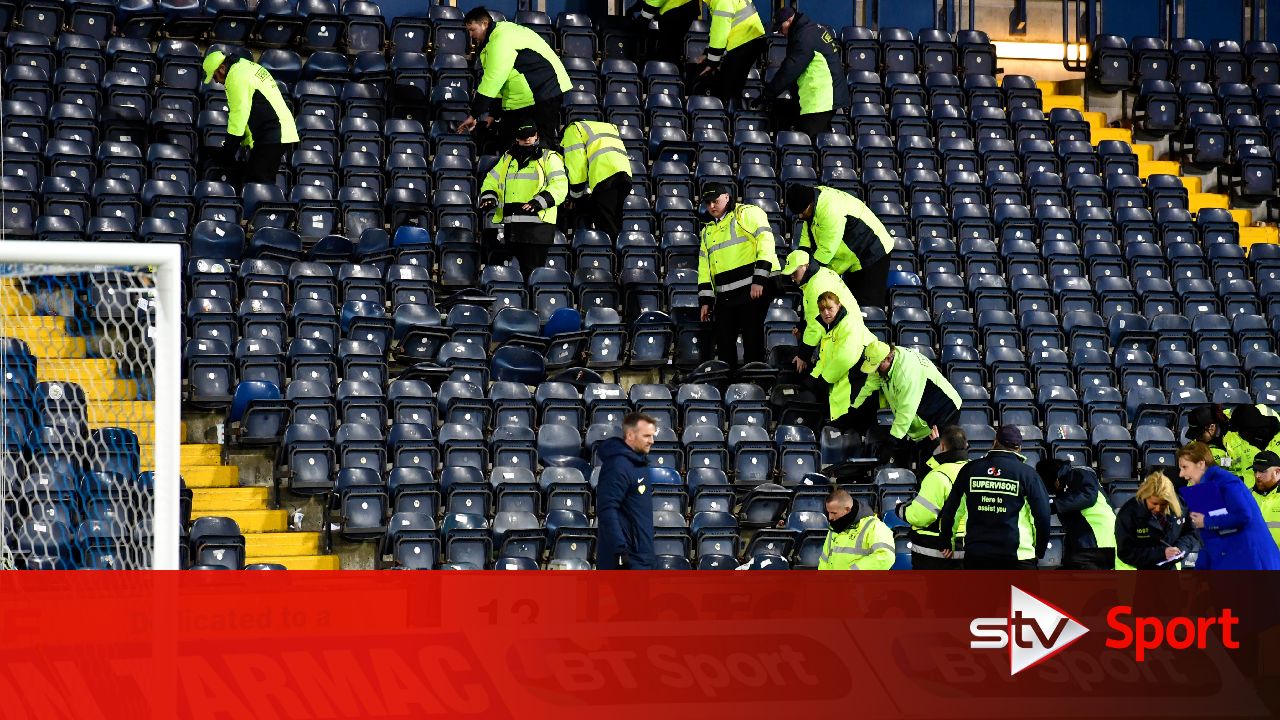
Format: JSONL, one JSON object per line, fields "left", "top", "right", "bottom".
{"left": 763, "top": 13, "right": 849, "bottom": 110}
{"left": 939, "top": 449, "right": 1051, "bottom": 561}
{"left": 595, "top": 437, "right": 656, "bottom": 569}
{"left": 1114, "top": 496, "right": 1202, "bottom": 569}
{"left": 1049, "top": 465, "right": 1114, "bottom": 555}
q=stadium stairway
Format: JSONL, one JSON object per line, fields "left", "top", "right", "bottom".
{"left": 1059, "top": 78, "right": 1280, "bottom": 251}
{"left": 3, "top": 278, "right": 338, "bottom": 569}
{"left": 185, "top": 444, "right": 339, "bottom": 570}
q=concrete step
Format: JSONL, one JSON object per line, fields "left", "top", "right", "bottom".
{"left": 244, "top": 532, "right": 322, "bottom": 558}
{"left": 183, "top": 466, "right": 238, "bottom": 488}
{"left": 191, "top": 487, "right": 270, "bottom": 512}
{"left": 247, "top": 554, "right": 341, "bottom": 570}
{"left": 1091, "top": 127, "right": 1132, "bottom": 144}
{"left": 1043, "top": 94, "right": 1085, "bottom": 112}
{"left": 1188, "top": 193, "right": 1230, "bottom": 213}
{"left": 182, "top": 444, "right": 223, "bottom": 466}
{"left": 1137, "top": 159, "right": 1180, "bottom": 178}
{"left": 0, "top": 315, "right": 65, "bottom": 331}
{"left": 0, "top": 293, "right": 36, "bottom": 316}
{"left": 88, "top": 401, "right": 153, "bottom": 424}
{"left": 35, "top": 375, "right": 138, "bottom": 401}
{"left": 40, "top": 358, "right": 120, "bottom": 381}
{"left": 1242, "top": 226, "right": 1280, "bottom": 252}
{"left": 9, "top": 335, "right": 87, "bottom": 359}
{"left": 87, "top": 420, "right": 186, "bottom": 445}
{"left": 189, "top": 508, "right": 287, "bottom": 533}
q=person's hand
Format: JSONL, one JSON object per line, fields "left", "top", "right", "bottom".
{"left": 521, "top": 202, "right": 536, "bottom": 213}
{"left": 792, "top": 356, "right": 808, "bottom": 373}
{"left": 929, "top": 425, "right": 940, "bottom": 441}
{"left": 478, "top": 198, "right": 497, "bottom": 211}
{"left": 1190, "top": 511, "right": 1205, "bottom": 529}
{"left": 941, "top": 549, "right": 953, "bottom": 559}
{"left": 698, "top": 63, "right": 716, "bottom": 77}
{"left": 694, "top": 54, "right": 706, "bottom": 64}
{"left": 456, "top": 116, "right": 477, "bottom": 133}
{"left": 791, "top": 327, "right": 800, "bottom": 339}
{"left": 699, "top": 305, "right": 710, "bottom": 322}
{"left": 1164, "top": 546, "right": 1182, "bottom": 561}
{"left": 750, "top": 283, "right": 763, "bottom": 300}
{"left": 483, "top": 116, "right": 494, "bottom": 128}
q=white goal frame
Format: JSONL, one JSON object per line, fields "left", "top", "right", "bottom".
{"left": 0, "top": 241, "right": 181, "bottom": 569}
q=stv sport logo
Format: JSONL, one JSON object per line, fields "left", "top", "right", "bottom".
{"left": 969, "top": 586, "right": 1089, "bottom": 675}
{"left": 970, "top": 586, "right": 1242, "bottom": 676}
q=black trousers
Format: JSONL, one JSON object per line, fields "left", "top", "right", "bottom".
{"left": 911, "top": 553, "right": 964, "bottom": 570}
{"left": 964, "top": 556, "right": 1039, "bottom": 570}
{"left": 579, "top": 172, "right": 631, "bottom": 239}
{"left": 692, "top": 36, "right": 766, "bottom": 106}
{"left": 648, "top": 2, "right": 699, "bottom": 64}
{"left": 1062, "top": 548, "right": 1116, "bottom": 570}
{"left": 712, "top": 295, "right": 769, "bottom": 367}
{"left": 244, "top": 142, "right": 289, "bottom": 186}
{"left": 483, "top": 224, "right": 555, "bottom": 274}
{"left": 768, "top": 97, "right": 836, "bottom": 140}
{"left": 494, "top": 100, "right": 564, "bottom": 152}
{"left": 842, "top": 253, "right": 892, "bottom": 310}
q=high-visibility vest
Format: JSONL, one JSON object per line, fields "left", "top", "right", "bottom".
{"left": 817, "top": 514, "right": 895, "bottom": 570}
{"left": 796, "top": 186, "right": 894, "bottom": 275}
{"left": 475, "top": 22, "right": 571, "bottom": 112}
{"left": 224, "top": 59, "right": 298, "bottom": 146}
{"left": 1224, "top": 404, "right": 1280, "bottom": 488}
{"left": 561, "top": 121, "right": 632, "bottom": 197}
{"left": 1252, "top": 485, "right": 1280, "bottom": 550}
{"left": 906, "top": 455, "right": 968, "bottom": 552}
{"left": 703, "top": 0, "right": 764, "bottom": 63}
{"left": 811, "top": 305, "right": 875, "bottom": 420}
{"left": 639, "top": 0, "right": 696, "bottom": 19}
{"left": 697, "top": 202, "right": 779, "bottom": 305}
{"left": 852, "top": 346, "right": 962, "bottom": 440}
{"left": 478, "top": 149, "right": 568, "bottom": 225}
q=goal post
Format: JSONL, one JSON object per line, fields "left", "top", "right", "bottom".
{"left": 0, "top": 241, "right": 181, "bottom": 570}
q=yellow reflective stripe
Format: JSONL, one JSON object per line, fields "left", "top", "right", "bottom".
{"left": 546, "top": 170, "right": 566, "bottom": 179}
{"left": 1267, "top": 521, "right": 1280, "bottom": 529}
{"left": 563, "top": 142, "right": 586, "bottom": 152}
{"left": 710, "top": 9, "right": 733, "bottom": 16}
{"left": 715, "top": 277, "right": 753, "bottom": 293}
{"left": 705, "top": 219, "right": 752, "bottom": 254}
{"left": 503, "top": 215, "right": 547, "bottom": 223}
{"left": 587, "top": 146, "right": 628, "bottom": 163}
{"left": 829, "top": 545, "right": 864, "bottom": 555}
{"left": 869, "top": 542, "right": 895, "bottom": 553}
{"left": 732, "top": 5, "right": 754, "bottom": 22}
{"left": 508, "top": 171, "right": 543, "bottom": 181}
{"left": 912, "top": 496, "right": 940, "bottom": 514}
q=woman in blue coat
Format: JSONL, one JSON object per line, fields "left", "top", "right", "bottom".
{"left": 1177, "top": 442, "right": 1280, "bottom": 570}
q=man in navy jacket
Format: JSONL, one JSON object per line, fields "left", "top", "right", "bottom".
{"left": 597, "top": 412, "right": 659, "bottom": 569}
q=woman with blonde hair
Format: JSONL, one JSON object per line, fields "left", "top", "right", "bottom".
{"left": 1176, "top": 441, "right": 1280, "bottom": 570}
{"left": 1114, "top": 469, "right": 1201, "bottom": 569}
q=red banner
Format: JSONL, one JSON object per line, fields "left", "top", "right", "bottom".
{"left": 1, "top": 572, "right": 1277, "bottom": 719}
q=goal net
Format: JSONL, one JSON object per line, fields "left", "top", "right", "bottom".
{"left": 0, "top": 242, "right": 181, "bottom": 569}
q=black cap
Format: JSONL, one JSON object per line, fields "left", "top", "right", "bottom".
{"left": 1253, "top": 450, "right": 1280, "bottom": 473}
{"left": 514, "top": 124, "right": 538, "bottom": 140}
{"left": 1184, "top": 405, "right": 1216, "bottom": 441}
{"left": 785, "top": 183, "right": 816, "bottom": 214}
{"left": 772, "top": 7, "right": 797, "bottom": 32}
{"left": 996, "top": 424, "right": 1023, "bottom": 448}
{"left": 700, "top": 182, "right": 731, "bottom": 204}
